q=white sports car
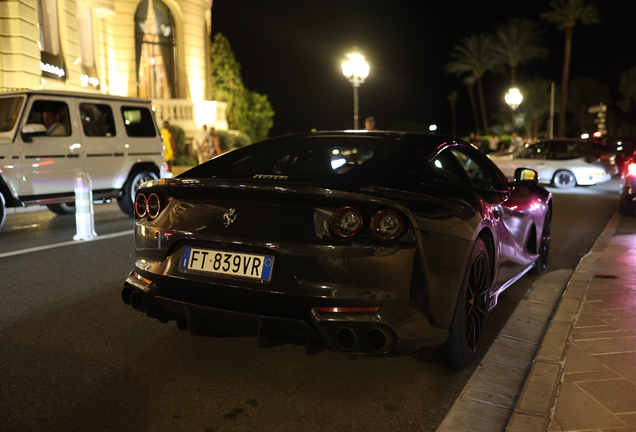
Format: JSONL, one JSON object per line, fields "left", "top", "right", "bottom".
{"left": 489, "top": 139, "right": 612, "bottom": 188}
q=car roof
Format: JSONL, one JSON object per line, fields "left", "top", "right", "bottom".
{"left": 0, "top": 89, "right": 151, "bottom": 104}
{"left": 536, "top": 137, "right": 587, "bottom": 143}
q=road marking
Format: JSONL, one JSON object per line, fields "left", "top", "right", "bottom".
{"left": 0, "top": 230, "right": 133, "bottom": 259}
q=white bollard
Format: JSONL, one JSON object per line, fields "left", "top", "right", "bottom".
{"left": 73, "top": 171, "right": 97, "bottom": 241}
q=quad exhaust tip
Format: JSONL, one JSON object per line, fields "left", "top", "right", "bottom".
{"left": 335, "top": 327, "right": 358, "bottom": 351}
{"left": 334, "top": 327, "right": 391, "bottom": 352}
{"left": 130, "top": 291, "right": 146, "bottom": 311}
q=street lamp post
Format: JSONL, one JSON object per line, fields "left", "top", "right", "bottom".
{"left": 505, "top": 88, "right": 523, "bottom": 132}
{"left": 341, "top": 48, "right": 370, "bottom": 130}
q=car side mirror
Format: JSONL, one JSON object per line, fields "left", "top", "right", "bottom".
{"left": 513, "top": 168, "right": 539, "bottom": 187}
{"left": 21, "top": 123, "right": 47, "bottom": 142}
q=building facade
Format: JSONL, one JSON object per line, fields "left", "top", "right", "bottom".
{"left": 0, "top": 0, "right": 226, "bottom": 133}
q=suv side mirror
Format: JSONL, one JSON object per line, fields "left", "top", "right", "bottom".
{"left": 21, "top": 123, "right": 47, "bottom": 142}
{"left": 513, "top": 168, "right": 539, "bottom": 187}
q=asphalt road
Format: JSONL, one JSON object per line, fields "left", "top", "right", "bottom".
{"left": 0, "top": 179, "right": 621, "bottom": 432}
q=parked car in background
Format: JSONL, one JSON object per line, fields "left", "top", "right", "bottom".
{"left": 489, "top": 138, "right": 612, "bottom": 188}
{"left": 122, "top": 131, "right": 552, "bottom": 368}
{"left": 0, "top": 90, "right": 170, "bottom": 230}
{"left": 619, "top": 150, "right": 636, "bottom": 215}
{"left": 592, "top": 137, "right": 636, "bottom": 177}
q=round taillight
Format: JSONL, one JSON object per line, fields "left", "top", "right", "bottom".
{"left": 330, "top": 207, "right": 363, "bottom": 237}
{"left": 135, "top": 193, "right": 147, "bottom": 218}
{"left": 371, "top": 210, "right": 403, "bottom": 240}
{"left": 147, "top": 193, "right": 161, "bottom": 219}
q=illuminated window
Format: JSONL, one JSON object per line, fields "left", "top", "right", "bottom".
{"left": 135, "top": 0, "right": 176, "bottom": 99}
{"left": 36, "top": 0, "right": 66, "bottom": 81}
{"left": 77, "top": 6, "right": 100, "bottom": 89}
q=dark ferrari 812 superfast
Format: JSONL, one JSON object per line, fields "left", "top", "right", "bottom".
{"left": 122, "top": 131, "right": 552, "bottom": 368}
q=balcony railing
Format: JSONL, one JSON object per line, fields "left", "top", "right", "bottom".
{"left": 151, "top": 98, "right": 228, "bottom": 134}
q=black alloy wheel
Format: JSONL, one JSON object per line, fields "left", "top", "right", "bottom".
{"left": 531, "top": 208, "right": 551, "bottom": 275}
{"left": 430, "top": 238, "right": 490, "bottom": 368}
{"left": 463, "top": 243, "right": 490, "bottom": 355}
{"left": 46, "top": 202, "right": 76, "bottom": 215}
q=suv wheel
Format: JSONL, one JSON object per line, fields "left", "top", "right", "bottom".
{"left": 0, "top": 193, "right": 6, "bottom": 231}
{"left": 47, "top": 202, "right": 76, "bottom": 215}
{"left": 118, "top": 170, "right": 158, "bottom": 217}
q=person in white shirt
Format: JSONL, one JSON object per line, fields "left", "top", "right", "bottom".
{"left": 509, "top": 132, "right": 523, "bottom": 153}
{"left": 193, "top": 125, "right": 209, "bottom": 163}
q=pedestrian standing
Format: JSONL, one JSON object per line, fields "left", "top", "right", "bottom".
{"left": 160, "top": 120, "right": 177, "bottom": 170}
{"left": 193, "top": 125, "right": 208, "bottom": 164}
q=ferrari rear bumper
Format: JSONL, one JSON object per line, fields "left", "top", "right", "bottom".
{"left": 122, "top": 272, "right": 449, "bottom": 357}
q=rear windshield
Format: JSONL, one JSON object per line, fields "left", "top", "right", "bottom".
{"left": 197, "top": 136, "right": 384, "bottom": 180}
{"left": 0, "top": 97, "right": 24, "bottom": 132}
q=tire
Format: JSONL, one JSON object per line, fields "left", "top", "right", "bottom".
{"left": 118, "top": 170, "right": 158, "bottom": 217}
{"left": 553, "top": 170, "right": 576, "bottom": 189}
{"left": 424, "top": 238, "right": 491, "bottom": 368}
{"left": 619, "top": 201, "right": 635, "bottom": 216}
{"left": 46, "top": 202, "right": 76, "bottom": 215}
{"left": 531, "top": 208, "right": 551, "bottom": 275}
{"left": 0, "top": 192, "right": 6, "bottom": 231}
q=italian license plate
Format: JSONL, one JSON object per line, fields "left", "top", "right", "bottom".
{"left": 179, "top": 247, "right": 274, "bottom": 281}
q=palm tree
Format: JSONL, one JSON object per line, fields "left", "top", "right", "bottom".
{"left": 462, "top": 75, "right": 480, "bottom": 135}
{"left": 494, "top": 18, "right": 549, "bottom": 88}
{"left": 447, "top": 91, "right": 458, "bottom": 136}
{"left": 446, "top": 33, "right": 504, "bottom": 135}
{"left": 541, "top": 0, "right": 599, "bottom": 137}
{"left": 519, "top": 79, "right": 553, "bottom": 140}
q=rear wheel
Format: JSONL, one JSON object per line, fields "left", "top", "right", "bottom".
{"left": 619, "top": 201, "right": 635, "bottom": 216}
{"left": 423, "top": 238, "right": 491, "bottom": 368}
{"left": 0, "top": 192, "right": 6, "bottom": 230}
{"left": 531, "top": 208, "right": 551, "bottom": 275}
{"left": 553, "top": 170, "right": 576, "bottom": 189}
{"left": 46, "top": 202, "right": 75, "bottom": 215}
{"left": 118, "top": 169, "right": 158, "bottom": 217}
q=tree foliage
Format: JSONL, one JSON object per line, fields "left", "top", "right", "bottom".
{"left": 494, "top": 18, "right": 549, "bottom": 87}
{"left": 210, "top": 33, "right": 274, "bottom": 142}
{"left": 618, "top": 67, "right": 636, "bottom": 113}
{"left": 567, "top": 76, "right": 611, "bottom": 134}
{"left": 541, "top": 0, "right": 600, "bottom": 136}
{"left": 518, "top": 79, "right": 554, "bottom": 138}
{"left": 244, "top": 90, "right": 274, "bottom": 142}
{"left": 446, "top": 33, "right": 504, "bottom": 135}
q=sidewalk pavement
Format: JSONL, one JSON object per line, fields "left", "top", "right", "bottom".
{"left": 438, "top": 212, "right": 636, "bottom": 432}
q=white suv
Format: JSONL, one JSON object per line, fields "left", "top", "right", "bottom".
{"left": 0, "top": 90, "right": 169, "bottom": 230}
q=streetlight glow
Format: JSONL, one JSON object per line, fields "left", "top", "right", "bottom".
{"left": 505, "top": 88, "right": 523, "bottom": 110}
{"left": 342, "top": 47, "right": 370, "bottom": 130}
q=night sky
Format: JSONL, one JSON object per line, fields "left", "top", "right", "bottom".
{"left": 210, "top": 0, "right": 634, "bottom": 138}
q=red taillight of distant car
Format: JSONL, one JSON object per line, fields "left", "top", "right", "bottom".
{"left": 371, "top": 210, "right": 403, "bottom": 240}
{"left": 628, "top": 163, "right": 636, "bottom": 177}
{"left": 331, "top": 207, "right": 364, "bottom": 237}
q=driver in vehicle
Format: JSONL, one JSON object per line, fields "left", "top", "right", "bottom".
{"left": 42, "top": 105, "right": 68, "bottom": 136}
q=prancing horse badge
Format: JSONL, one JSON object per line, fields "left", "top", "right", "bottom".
{"left": 223, "top": 208, "right": 237, "bottom": 227}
